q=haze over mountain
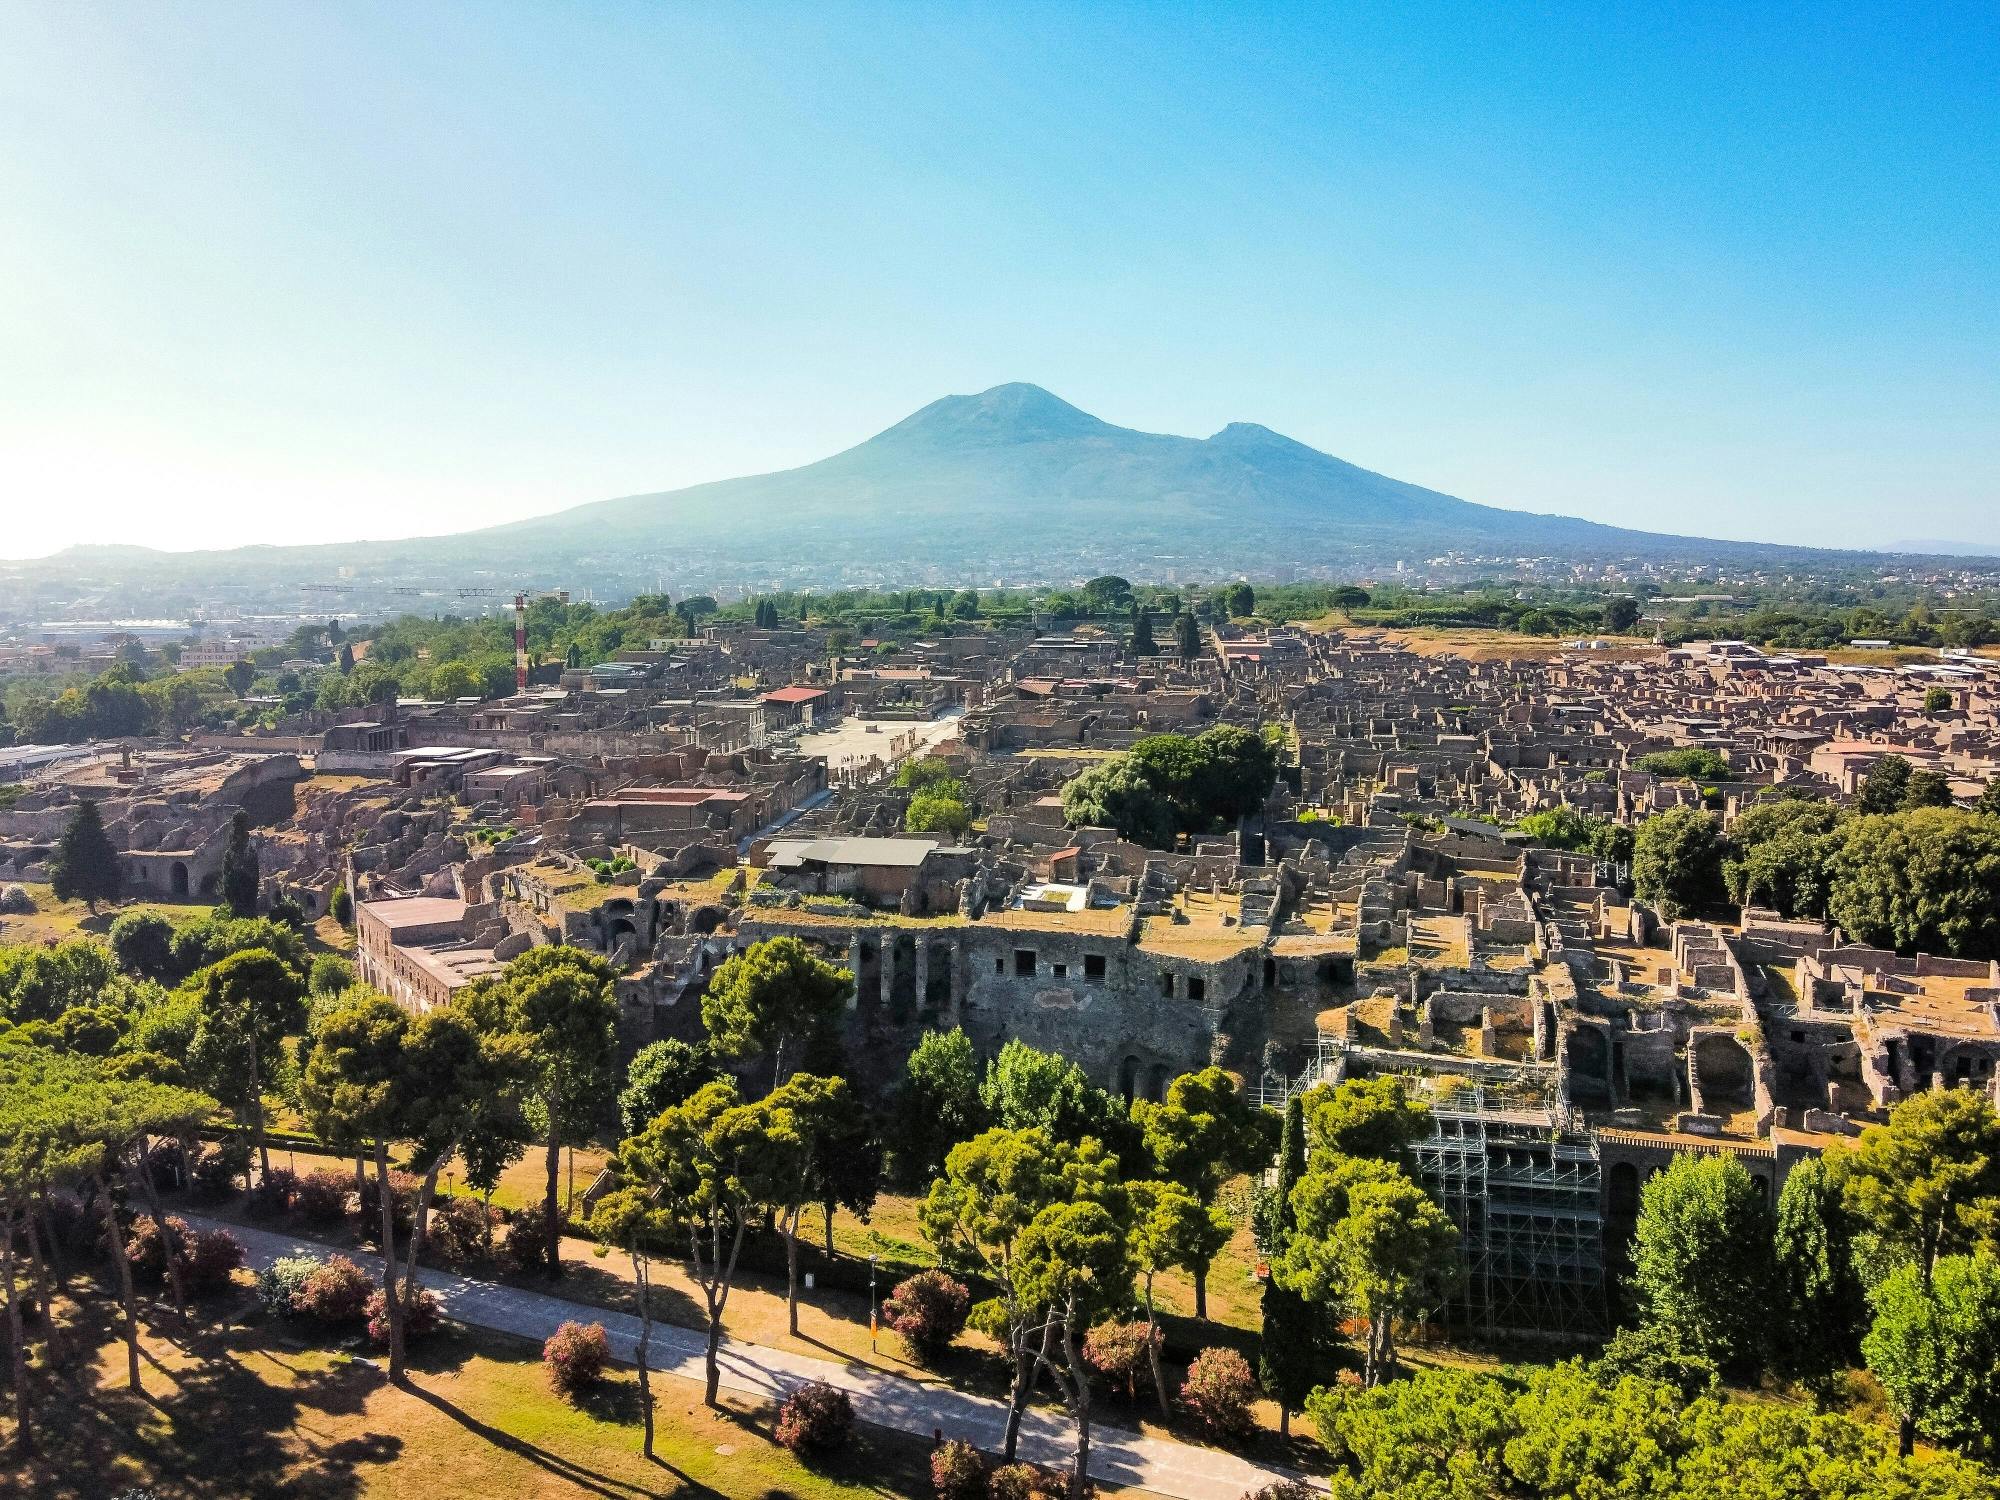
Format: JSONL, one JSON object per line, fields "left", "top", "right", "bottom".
{"left": 19, "top": 384, "right": 1874, "bottom": 597}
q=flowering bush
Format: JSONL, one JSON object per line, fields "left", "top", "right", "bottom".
{"left": 774, "top": 1381, "right": 854, "bottom": 1459}
{"left": 882, "top": 1269, "right": 972, "bottom": 1365}
{"left": 1180, "top": 1346, "right": 1257, "bottom": 1440}
{"left": 930, "top": 1437, "right": 989, "bottom": 1500}
{"left": 256, "top": 1255, "right": 320, "bottom": 1318}
{"left": 986, "top": 1462, "right": 1066, "bottom": 1500}
{"left": 368, "top": 1287, "right": 443, "bottom": 1346}
{"left": 183, "top": 1226, "right": 245, "bottom": 1295}
{"left": 291, "top": 1169, "right": 351, "bottom": 1226}
{"left": 126, "top": 1216, "right": 244, "bottom": 1296}
{"left": 294, "top": 1254, "right": 373, "bottom": 1325}
{"left": 1082, "top": 1319, "right": 1157, "bottom": 1400}
{"left": 247, "top": 1167, "right": 298, "bottom": 1218}
{"left": 427, "top": 1196, "right": 499, "bottom": 1267}
{"left": 356, "top": 1170, "right": 421, "bottom": 1243}
{"left": 544, "top": 1320, "right": 610, "bottom": 1398}
{"left": 189, "top": 1140, "right": 248, "bottom": 1202}
{"left": 504, "top": 1200, "right": 563, "bottom": 1275}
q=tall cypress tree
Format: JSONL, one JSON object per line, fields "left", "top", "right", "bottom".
{"left": 1130, "top": 610, "right": 1156, "bottom": 659}
{"left": 1772, "top": 1157, "right": 1863, "bottom": 1397}
{"left": 220, "top": 810, "right": 259, "bottom": 917}
{"left": 50, "top": 798, "right": 122, "bottom": 911}
{"left": 1260, "top": 1091, "right": 1317, "bottom": 1437}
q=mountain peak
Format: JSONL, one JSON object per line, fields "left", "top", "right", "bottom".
{"left": 872, "top": 382, "right": 1111, "bottom": 447}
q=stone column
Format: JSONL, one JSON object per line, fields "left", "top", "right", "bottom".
{"left": 879, "top": 933, "right": 896, "bottom": 1010}
{"left": 915, "top": 940, "right": 932, "bottom": 1019}
{"left": 847, "top": 935, "right": 863, "bottom": 1011}
{"left": 944, "top": 941, "right": 963, "bottom": 1027}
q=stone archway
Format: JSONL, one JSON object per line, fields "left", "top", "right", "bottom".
{"left": 170, "top": 862, "right": 189, "bottom": 898}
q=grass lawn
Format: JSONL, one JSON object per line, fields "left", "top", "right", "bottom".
{"left": 6, "top": 1286, "right": 973, "bottom": 1500}
{"left": 0, "top": 882, "right": 353, "bottom": 956}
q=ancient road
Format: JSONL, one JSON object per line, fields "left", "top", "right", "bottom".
{"left": 200, "top": 1216, "right": 1300, "bottom": 1500}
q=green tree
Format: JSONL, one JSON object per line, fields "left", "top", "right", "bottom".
{"left": 1603, "top": 597, "right": 1642, "bottom": 632}
{"left": 1827, "top": 809, "right": 2000, "bottom": 958}
{"left": 1134, "top": 1066, "right": 1265, "bottom": 1318}
{"left": 1277, "top": 1156, "right": 1459, "bottom": 1387}
{"left": 1923, "top": 685, "right": 1954, "bottom": 717}
{"left": 979, "top": 1038, "right": 1125, "bottom": 1145}
{"left": 1863, "top": 1253, "right": 2000, "bottom": 1459}
{"left": 1632, "top": 807, "right": 1728, "bottom": 919}
{"left": 700, "top": 935, "right": 852, "bottom": 1087}
{"left": 1081, "top": 575, "right": 1132, "bottom": 612}
{"left": 1771, "top": 1156, "right": 1864, "bottom": 1396}
{"left": 586, "top": 1186, "right": 673, "bottom": 1457}
{"left": 1129, "top": 609, "right": 1157, "bottom": 658}
{"left": 1902, "top": 767, "right": 1955, "bottom": 809}
{"left": 758, "top": 1071, "right": 865, "bottom": 1335}
{"left": 887, "top": 1026, "right": 988, "bottom": 1186}
{"left": 1722, "top": 797, "right": 1842, "bottom": 917}
{"left": 1016, "top": 1199, "right": 1134, "bottom": 1500}
{"left": 1126, "top": 1180, "right": 1227, "bottom": 1418}
{"left": 1629, "top": 1153, "right": 1775, "bottom": 1378}
{"left": 1977, "top": 779, "right": 2000, "bottom": 817}
{"left": 109, "top": 909, "right": 177, "bottom": 980}
{"left": 48, "top": 799, "right": 122, "bottom": 910}
{"left": 1174, "top": 610, "right": 1201, "bottom": 660}
{"left": 1857, "top": 754, "right": 1914, "bottom": 814}
{"left": 1060, "top": 758, "right": 1177, "bottom": 845}
{"left": 457, "top": 946, "right": 620, "bottom": 1279}
{"left": 223, "top": 658, "right": 256, "bottom": 697}
{"left": 920, "top": 1126, "right": 1121, "bottom": 1461}
{"left": 619, "top": 1079, "right": 779, "bottom": 1405}
{"left": 906, "top": 787, "right": 972, "bottom": 838}
{"left": 617, "top": 1038, "right": 717, "bottom": 1136}
{"left": 299, "top": 992, "right": 417, "bottom": 1378}
{"left": 219, "top": 810, "right": 259, "bottom": 917}
{"left": 1634, "top": 747, "right": 1731, "bottom": 781}
{"left": 1222, "top": 581, "right": 1255, "bottom": 618}
{"left": 188, "top": 946, "right": 306, "bottom": 1185}
{"left": 1302, "top": 1075, "right": 1431, "bottom": 1167}
{"left": 1837, "top": 1087, "right": 2000, "bottom": 1286}
{"left": 1259, "top": 1092, "right": 1317, "bottom": 1436}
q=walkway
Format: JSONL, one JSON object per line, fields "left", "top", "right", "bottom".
{"left": 198, "top": 1216, "right": 1294, "bottom": 1500}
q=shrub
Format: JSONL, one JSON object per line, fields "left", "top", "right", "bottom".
{"left": 291, "top": 1169, "right": 351, "bottom": 1226}
{"left": 882, "top": 1269, "right": 972, "bottom": 1365}
{"left": 368, "top": 1287, "right": 443, "bottom": 1347}
{"left": 183, "top": 1226, "right": 245, "bottom": 1296}
{"left": 247, "top": 1167, "right": 299, "bottom": 1218}
{"left": 125, "top": 1213, "right": 190, "bottom": 1285}
{"left": 190, "top": 1139, "right": 249, "bottom": 1202}
{"left": 986, "top": 1463, "right": 1064, "bottom": 1500}
{"left": 1082, "top": 1319, "right": 1157, "bottom": 1400}
{"left": 504, "top": 1201, "right": 562, "bottom": 1275}
{"left": 1241, "top": 1484, "right": 1315, "bottom": 1500}
{"left": 294, "top": 1254, "right": 373, "bottom": 1325}
{"left": 357, "top": 1170, "right": 421, "bottom": 1243}
{"left": 544, "top": 1320, "right": 610, "bottom": 1398}
{"left": 775, "top": 1380, "right": 854, "bottom": 1460}
{"left": 427, "top": 1196, "right": 499, "bottom": 1267}
{"left": 931, "top": 1438, "right": 990, "bottom": 1500}
{"left": 1180, "top": 1346, "right": 1257, "bottom": 1440}
{"left": 256, "top": 1255, "right": 320, "bottom": 1319}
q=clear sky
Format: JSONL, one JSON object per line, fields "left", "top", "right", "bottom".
{"left": 2, "top": 2, "right": 1996, "bottom": 559}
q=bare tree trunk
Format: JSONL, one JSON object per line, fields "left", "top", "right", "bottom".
{"left": 403, "top": 1157, "right": 446, "bottom": 1306}
{"left": 1193, "top": 1261, "right": 1208, "bottom": 1321}
{"left": 134, "top": 1142, "right": 186, "bottom": 1323}
{"left": 373, "top": 1139, "right": 406, "bottom": 1381}
{"left": 4, "top": 1218, "right": 32, "bottom": 1458}
{"left": 1002, "top": 1327, "right": 1034, "bottom": 1462}
{"left": 634, "top": 1250, "right": 655, "bottom": 1459}
{"left": 783, "top": 1207, "right": 801, "bottom": 1336}
{"left": 542, "top": 1127, "right": 563, "bottom": 1279}
{"left": 823, "top": 1201, "right": 835, "bottom": 1259}
{"left": 1063, "top": 1314, "right": 1092, "bottom": 1500}
{"left": 24, "top": 1214, "right": 60, "bottom": 1369}
{"left": 1143, "top": 1287, "right": 1169, "bottom": 1420}
{"left": 98, "top": 1179, "right": 142, "bottom": 1393}
{"left": 249, "top": 1037, "right": 271, "bottom": 1186}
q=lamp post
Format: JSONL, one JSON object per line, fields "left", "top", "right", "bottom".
{"left": 869, "top": 1254, "right": 879, "bottom": 1354}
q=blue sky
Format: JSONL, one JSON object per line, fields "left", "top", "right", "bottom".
{"left": 1, "top": 2, "right": 1995, "bottom": 557}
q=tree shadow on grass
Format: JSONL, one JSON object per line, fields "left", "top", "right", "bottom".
{"left": 400, "top": 1377, "right": 669, "bottom": 1500}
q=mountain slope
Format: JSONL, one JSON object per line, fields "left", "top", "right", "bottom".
{"left": 475, "top": 382, "right": 1753, "bottom": 571}
{"left": 22, "top": 383, "right": 1854, "bottom": 591}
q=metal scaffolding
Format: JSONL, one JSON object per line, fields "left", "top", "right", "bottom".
{"left": 1411, "top": 1082, "right": 1606, "bottom": 1341}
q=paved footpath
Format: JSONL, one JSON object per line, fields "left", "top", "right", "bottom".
{"left": 198, "top": 1216, "right": 1300, "bottom": 1500}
